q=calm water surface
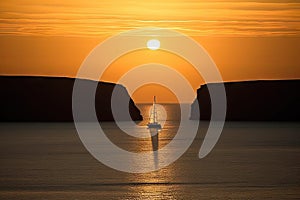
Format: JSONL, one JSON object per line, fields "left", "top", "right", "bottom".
{"left": 0, "top": 104, "right": 299, "bottom": 199}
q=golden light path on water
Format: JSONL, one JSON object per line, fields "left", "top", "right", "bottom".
{"left": 126, "top": 104, "right": 181, "bottom": 199}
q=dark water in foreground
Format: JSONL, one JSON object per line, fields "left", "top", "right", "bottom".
{"left": 0, "top": 105, "right": 299, "bottom": 199}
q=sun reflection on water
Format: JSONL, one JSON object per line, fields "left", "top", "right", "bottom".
{"left": 120, "top": 104, "right": 182, "bottom": 199}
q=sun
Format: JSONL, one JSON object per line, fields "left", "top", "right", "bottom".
{"left": 147, "top": 39, "right": 160, "bottom": 50}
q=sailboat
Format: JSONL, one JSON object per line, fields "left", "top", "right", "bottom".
{"left": 147, "top": 96, "right": 162, "bottom": 129}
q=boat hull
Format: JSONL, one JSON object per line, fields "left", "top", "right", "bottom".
{"left": 147, "top": 123, "right": 162, "bottom": 129}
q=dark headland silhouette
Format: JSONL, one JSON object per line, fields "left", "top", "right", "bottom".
{"left": 190, "top": 80, "right": 300, "bottom": 121}
{"left": 1, "top": 76, "right": 299, "bottom": 122}
{"left": 0, "top": 76, "right": 143, "bottom": 122}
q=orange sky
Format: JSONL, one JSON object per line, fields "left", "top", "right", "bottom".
{"left": 0, "top": 0, "right": 300, "bottom": 102}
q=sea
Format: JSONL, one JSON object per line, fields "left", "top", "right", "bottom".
{"left": 0, "top": 104, "right": 299, "bottom": 199}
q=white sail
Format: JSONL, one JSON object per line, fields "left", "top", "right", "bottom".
{"left": 149, "top": 96, "right": 158, "bottom": 123}
{"left": 147, "top": 96, "right": 161, "bottom": 129}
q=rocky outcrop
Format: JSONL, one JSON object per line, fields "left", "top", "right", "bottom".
{"left": 190, "top": 80, "right": 300, "bottom": 121}
{"left": 0, "top": 76, "right": 143, "bottom": 122}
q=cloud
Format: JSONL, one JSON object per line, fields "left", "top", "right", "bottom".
{"left": 0, "top": 1, "right": 299, "bottom": 37}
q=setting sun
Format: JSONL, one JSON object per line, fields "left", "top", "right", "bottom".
{"left": 147, "top": 39, "right": 160, "bottom": 50}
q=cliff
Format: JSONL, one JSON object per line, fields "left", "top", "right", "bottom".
{"left": 190, "top": 80, "right": 300, "bottom": 121}
{"left": 0, "top": 76, "right": 143, "bottom": 122}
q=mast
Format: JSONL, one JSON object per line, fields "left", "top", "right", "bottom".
{"left": 153, "top": 96, "right": 157, "bottom": 123}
